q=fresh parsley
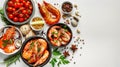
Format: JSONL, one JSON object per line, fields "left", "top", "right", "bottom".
{"left": 50, "top": 48, "right": 70, "bottom": 67}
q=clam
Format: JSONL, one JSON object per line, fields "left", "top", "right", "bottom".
{"left": 71, "top": 20, "right": 78, "bottom": 27}
{"left": 14, "top": 39, "right": 22, "bottom": 49}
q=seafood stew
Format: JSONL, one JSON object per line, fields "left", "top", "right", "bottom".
{"left": 47, "top": 23, "right": 72, "bottom": 47}
{"left": 21, "top": 36, "right": 51, "bottom": 67}
{"left": 0, "top": 26, "right": 23, "bottom": 55}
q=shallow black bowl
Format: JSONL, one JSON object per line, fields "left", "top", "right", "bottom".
{"left": 20, "top": 36, "right": 51, "bottom": 67}
{"left": 47, "top": 23, "right": 73, "bottom": 47}
{"left": 3, "top": 0, "right": 35, "bottom": 25}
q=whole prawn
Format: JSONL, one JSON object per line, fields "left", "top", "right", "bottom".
{"left": 38, "top": 1, "right": 61, "bottom": 25}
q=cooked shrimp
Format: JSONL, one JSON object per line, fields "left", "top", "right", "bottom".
{"left": 38, "top": 1, "right": 61, "bottom": 25}
{"left": 59, "top": 38, "right": 67, "bottom": 45}
{"left": 51, "top": 39, "right": 61, "bottom": 46}
{"left": 22, "top": 50, "right": 33, "bottom": 60}
{"left": 37, "top": 39, "right": 47, "bottom": 58}
{"left": 61, "top": 29, "right": 71, "bottom": 42}
{"left": 28, "top": 54, "right": 37, "bottom": 64}
{"left": 2, "top": 26, "right": 15, "bottom": 40}
{"left": 34, "top": 50, "right": 49, "bottom": 66}
{"left": 48, "top": 26, "right": 61, "bottom": 40}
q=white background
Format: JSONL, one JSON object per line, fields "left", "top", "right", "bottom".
{"left": 0, "top": 0, "right": 120, "bottom": 67}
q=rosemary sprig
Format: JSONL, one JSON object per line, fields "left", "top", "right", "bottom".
{"left": 0, "top": 8, "right": 11, "bottom": 25}
{"left": 1, "top": 52, "right": 21, "bottom": 67}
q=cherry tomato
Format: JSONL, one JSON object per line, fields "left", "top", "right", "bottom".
{"left": 12, "top": 8, "right": 16, "bottom": 12}
{"left": 8, "top": 1, "right": 13, "bottom": 7}
{"left": 14, "top": 3, "right": 18, "bottom": 8}
{"left": 13, "top": 17, "right": 18, "bottom": 22}
{"left": 20, "top": 3, "right": 23, "bottom": 7}
{"left": 19, "top": 18, "right": 24, "bottom": 22}
{"left": 24, "top": 3, "right": 29, "bottom": 8}
{"left": 16, "top": 3, "right": 21, "bottom": 8}
{"left": 19, "top": 13, "right": 24, "bottom": 18}
{"left": 22, "top": 10, "right": 27, "bottom": 14}
{"left": 15, "top": 0, "right": 20, "bottom": 3}
{"left": 13, "top": 12, "right": 18, "bottom": 16}
{"left": 7, "top": 7, "right": 13, "bottom": 12}
{"left": 24, "top": 17, "right": 27, "bottom": 21}
{"left": 29, "top": 5, "right": 33, "bottom": 10}
{"left": 8, "top": 14, "right": 14, "bottom": 19}
{"left": 26, "top": 1, "right": 31, "bottom": 5}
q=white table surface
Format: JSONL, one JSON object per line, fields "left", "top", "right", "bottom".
{"left": 0, "top": 0, "right": 120, "bottom": 67}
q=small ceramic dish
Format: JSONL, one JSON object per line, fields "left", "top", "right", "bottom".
{"left": 30, "top": 17, "right": 45, "bottom": 32}
{"left": 0, "top": 25, "right": 23, "bottom": 55}
{"left": 61, "top": 1, "right": 73, "bottom": 14}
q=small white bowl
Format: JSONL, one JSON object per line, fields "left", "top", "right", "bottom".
{"left": 61, "top": 1, "right": 73, "bottom": 14}
{"left": 0, "top": 25, "right": 24, "bottom": 55}
{"left": 30, "top": 17, "right": 45, "bottom": 32}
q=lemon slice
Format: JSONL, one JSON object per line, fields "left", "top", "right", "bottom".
{"left": 31, "top": 21, "right": 44, "bottom": 25}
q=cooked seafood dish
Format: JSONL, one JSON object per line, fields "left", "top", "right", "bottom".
{"left": 22, "top": 38, "right": 50, "bottom": 66}
{"left": 47, "top": 23, "right": 72, "bottom": 47}
{"left": 38, "top": 1, "right": 61, "bottom": 25}
{"left": 0, "top": 26, "right": 22, "bottom": 53}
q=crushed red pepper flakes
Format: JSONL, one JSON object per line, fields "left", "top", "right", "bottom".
{"left": 63, "top": 51, "right": 70, "bottom": 57}
{"left": 70, "top": 44, "right": 78, "bottom": 53}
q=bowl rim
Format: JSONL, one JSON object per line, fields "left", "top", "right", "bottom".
{"left": 3, "top": 0, "right": 35, "bottom": 25}
{"left": 46, "top": 23, "right": 73, "bottom": 47}
{"left": 30, "top": 17, "right": 45, "bottom": 32}
{"left": 0, "top": 25, "right": 24, "bottom": 55}
{"left": 20, "top": 36, "right": 52, "bottom": 67}
{"left": 61, "top": 1, "right": 73, "bottom": 14}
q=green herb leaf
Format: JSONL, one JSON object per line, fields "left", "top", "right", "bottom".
{"left": 57, "top": 61, "right": 61, "bottom": 67}
{"left": 63, "top": 25, "right": 67, "bottom": 29}
{"left": 59, "top": 55, "right": 65, "bottom": 60}
{"left": 53, "top": 48, "right": 61, "bottom": 56}
{"left": 50, "top": 58, "right": 57, "bottom": 67}
{"left": 29, "top": 42, "right": 34, "bottom": 50}
{"left": 61, "top": 59, "right": 70, "bottom": 64}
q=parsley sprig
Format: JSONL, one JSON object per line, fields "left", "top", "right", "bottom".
{"left": 50, "top": 48, "right": 70, "bottom": 67}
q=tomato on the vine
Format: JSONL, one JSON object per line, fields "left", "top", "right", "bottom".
{"left": 8, "top": 1, "right": 13, "bottom": 7}
{"left": 7, "top": 7, "right": 13, "bottom": 12}
{"left": 19, "top": 18, "right": 24, "bottom": 22}
{"left": 13, "top": 17, "right": 18, "bottom": 22}
{"left": 29, "top": 5, "right": 33, "bottom": 10}
{"left": 22, "top": 10, "right": 27, "bottom": 14}
{"left": 8, "top": 14, "right": 14, "bottom": 19}
{"left": 19, "top": 13, "right": 24, "bottom": 18}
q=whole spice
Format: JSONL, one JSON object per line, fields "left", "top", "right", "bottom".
{"left": 70, "top": 44, "right": 78, "bottom": 53}
{"left": 63, "top": 51, "right": 70, "bottom": 57}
